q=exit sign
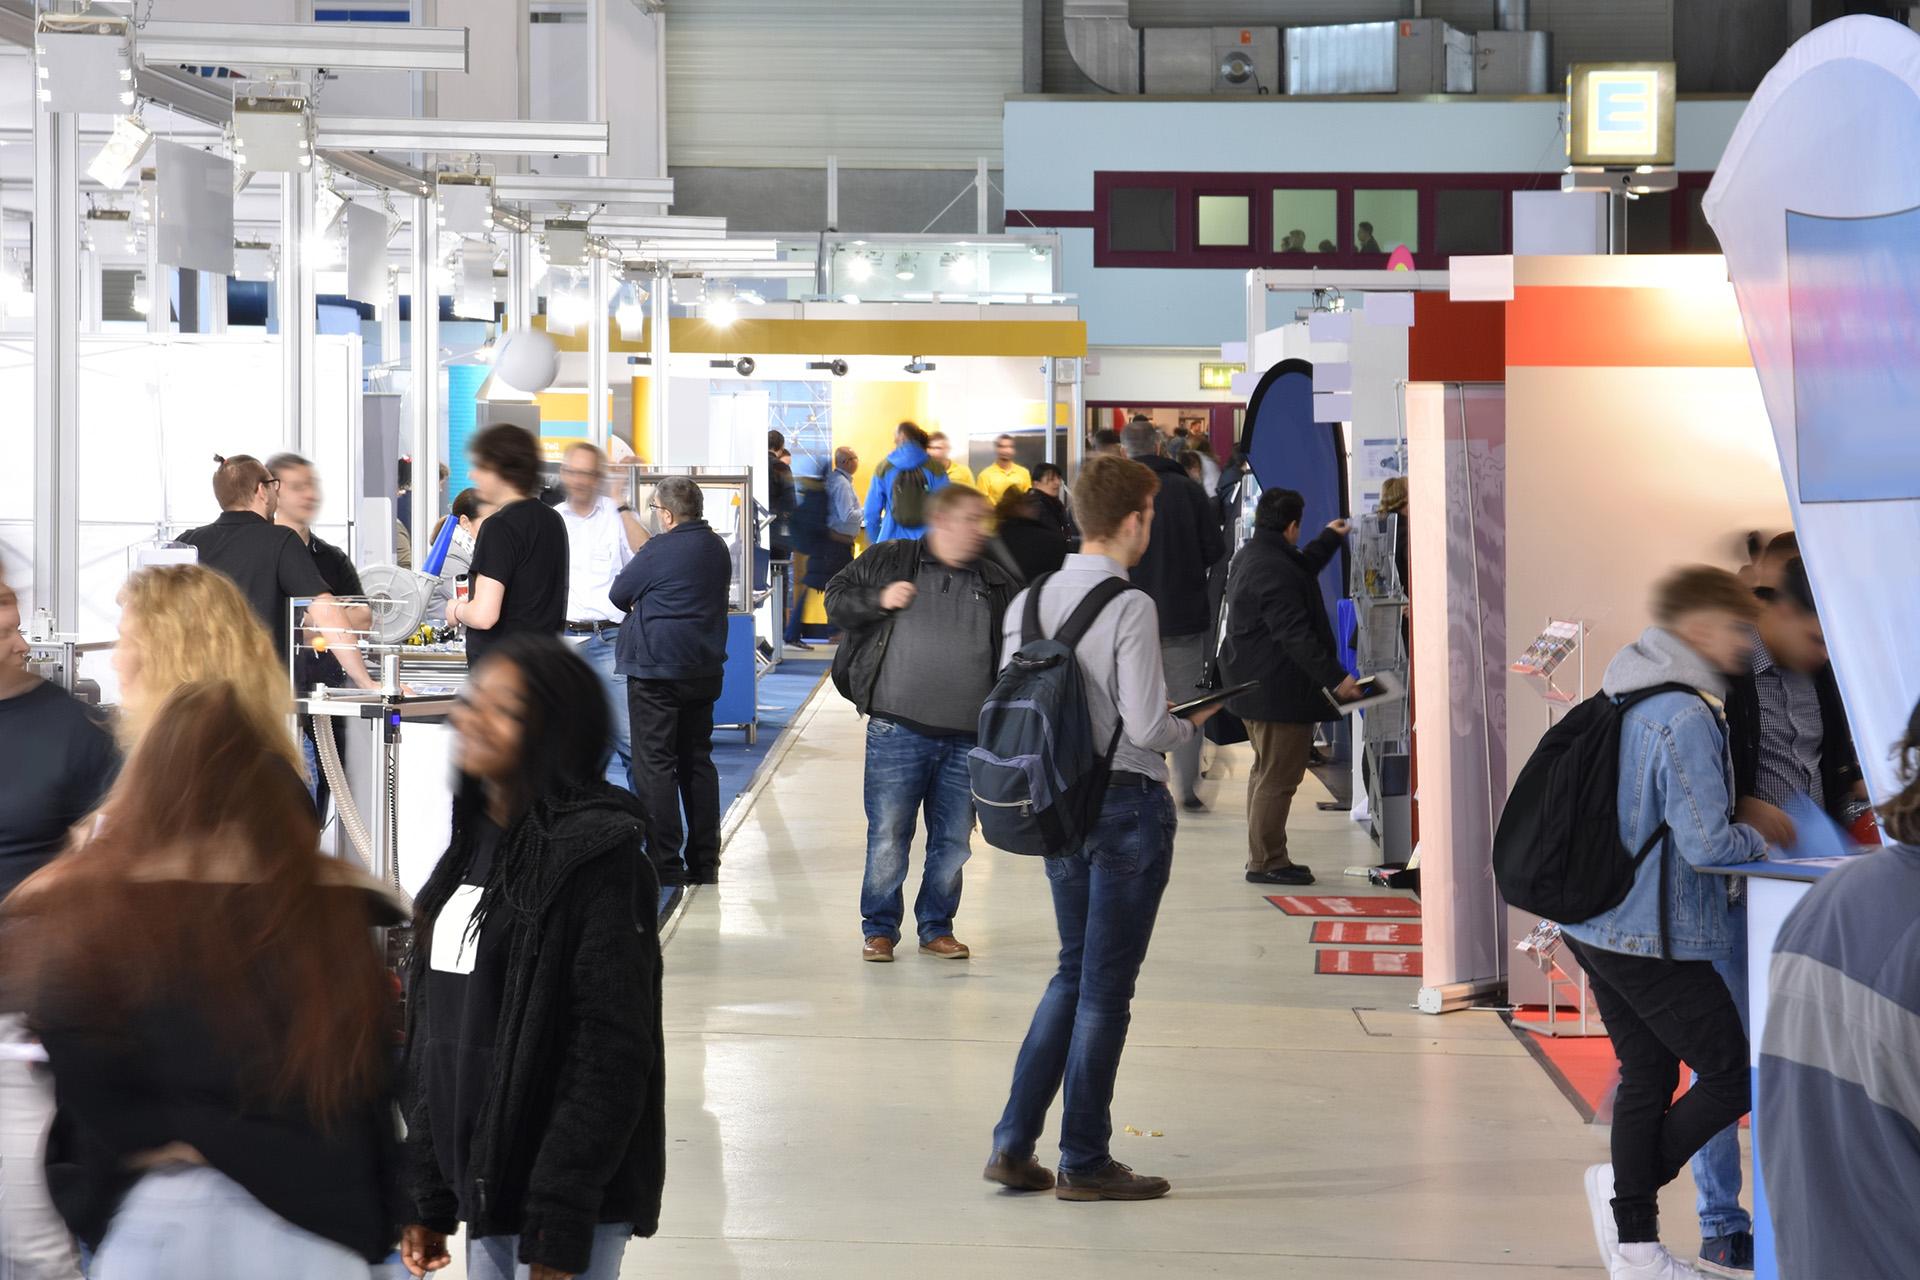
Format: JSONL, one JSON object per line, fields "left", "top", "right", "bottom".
{"left": 1200, "top": 361, "right": 1244, "bottom": 391}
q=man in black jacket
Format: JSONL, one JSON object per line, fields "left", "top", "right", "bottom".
{"left": 610, "top": 476, "right": 735, "bottom": 887}
{"left": 1218, "top": 488, "right": 1358, "bottom": 886}
{"left": 826, "top": 485, "right": 1020, "bottom": 963}
{"left": 1123, "top": 419, "right": 1226, "bottom": 811}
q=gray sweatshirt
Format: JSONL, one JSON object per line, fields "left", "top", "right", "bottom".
{"left": 1000, "top": 554, "right": 1194, "bottom": 782}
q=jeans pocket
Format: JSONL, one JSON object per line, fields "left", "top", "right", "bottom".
{"left": 866, "top": 717, "right": 897, "bottom": 738}
{"left": 1043, "top": 853, "right": 1077, "bottom": 882}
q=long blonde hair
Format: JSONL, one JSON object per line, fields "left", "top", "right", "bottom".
{"left": 116, "top": 565, "right": 302, "bottom": 774}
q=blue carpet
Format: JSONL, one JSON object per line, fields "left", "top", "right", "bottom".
{"left": 657, "top": 656, "right": 831, "bottom": 915}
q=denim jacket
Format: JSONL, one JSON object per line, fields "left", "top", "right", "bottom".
{"left": 1561, "top": 628, "right": 1768, "bottom": 962}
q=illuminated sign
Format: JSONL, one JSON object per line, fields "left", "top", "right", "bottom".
{"left": 1200, "top": 361, "right": 1244, "bottom": 391}
{"left": 1566, "top": 62, "right": 1676, "bottom": 167}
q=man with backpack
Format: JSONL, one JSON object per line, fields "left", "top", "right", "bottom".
{"left": 863, "top": 420, "right": 948, "bottom": 543}
{"left": 981, "top": 455, "right": 1219, "bottom": 1204}
{"left": 825, "top": 484, "right": 1019, "bottom": 963}
{"left": 1522, "top": 567, "right": 1787, "bottom": 1280}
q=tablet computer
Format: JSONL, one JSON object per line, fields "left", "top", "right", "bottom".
{"left": 1170, "top": 681, "right": 1260, "bottom": 718}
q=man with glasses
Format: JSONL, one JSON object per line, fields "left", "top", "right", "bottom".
{"left": 180, "top": 454, "right": 369, "bottom": 680}
{"left": 556, "top": 442, "right": 649, "bottom": 791}
{"left": 610, "top": 476, "right": 733, "bottom": 887}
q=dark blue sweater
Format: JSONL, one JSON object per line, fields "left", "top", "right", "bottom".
{"left": 608, "top": 520, "right": 732, "bottom": 680}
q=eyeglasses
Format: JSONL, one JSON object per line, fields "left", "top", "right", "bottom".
{"left": 559, "top": 466, "right": 600, "bottom": 480}
{"left": 263, "top": 477, "right": 281, "bottom": 489}
{"left": 648, "top": 502, "right": 667, "bottom": 514}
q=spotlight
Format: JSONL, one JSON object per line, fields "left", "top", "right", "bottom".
{"left": 543, "top": 218, "right": 590, "bottom": 268}
{"left": 35, "top": 10, "right": 135, "bottom": 114}
{"left": 904, "top": 357, "right": 937, "bottom": 375}
{"left": 846, "top": 252, "right": 873, "bottom": 283}
{"left": 85, "top": 114, "right": 152, "bottom": 190}
{"left": 705, "top": 281, "right": 738, "bottom": 327}
{"left": 315, "top": 184, "right": 348, "bottom": 234}
{"left": 231, "top": 84, "right": 314, "bottom": 173}
{"left": 807, "top": 358, "right": 850, "bottom": 378}
{"left": 942, "top": 252, "right": 976, "bottom": 285}
{"left": 894, "top": 253, "right": 916, "bottom": 281}
{"left": 615, "top": 287, "right": 646, "bottom": 341}
{"left": 435, "top": 175, "right": 495, "bottom": 237}
{"left": 546, "top": 272, "right": 588, "bottom": 336}
{"left": 710, "top": 356, "right": 756, "bottom": 377}
{"left": 233, "top": 240, "right": 275, "bottom": 281}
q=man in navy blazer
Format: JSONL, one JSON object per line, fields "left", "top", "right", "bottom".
{"left": 610, "top": 475, "right": 734, "bottom": 887}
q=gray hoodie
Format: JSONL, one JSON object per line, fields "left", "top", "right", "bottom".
{"left": 1603, "top": 626, "right": 1730, "bottom": 701}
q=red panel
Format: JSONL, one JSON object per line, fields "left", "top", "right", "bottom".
{"left": 1265, "top": 894, "right": 1421, "bottom": 918}
{"left": 1409, "top": 293, "right": 1506, "bottom": 382}
{"left": 1314, "top": 949, "right": 1424, "bottom": 976}
{"left": 1506, "top": 286, "right": 1752, "bottom": 368}
{"left": 1310, "top": 921, "right": 1423, "bottom": 946}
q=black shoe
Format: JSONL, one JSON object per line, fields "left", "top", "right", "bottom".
{"left": 1055, "top": 1160, "right": 1169, "bottom": 1202}
{"left": 785, "top": 636, "right": 813, "bottom": 651}
{"left": 1699, "top": 1231, "right": 1755, "bottom": 1277}
{"left": 982, "top": 1150, "right": 1054, "bottom": 1192}
{"left": 1181, "top": 794, "right": 1206, "bottom": 812}
{"left": 1246, "top": 865, "right": 1315, "bottom": 886}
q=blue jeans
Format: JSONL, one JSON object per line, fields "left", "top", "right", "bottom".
{"left": 573, "top": 630, "right": 634, "bottom": 790}
{"left": 94, "top": 1167, "right": 367, "bottom": 1280}
{"left": 1693, "top": 902, "right": 1752, "bottom": 1239}
{"left": 993, "top": 783, "right": 1177, "bottom": 1173}
{"left": 469, "top": 1222, "right": 632, "bottom": 1280}
{"left": 861, "top": 718, "right": 974, "bottom": 944}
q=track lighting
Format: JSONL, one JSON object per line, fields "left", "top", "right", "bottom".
{"left": 807, "top": 359, "right": 850, "bottom": 378}
{"left": 904, "top": 357, "right": 936, "bottom": 375}
{"left": 709, "top": 356, "right": 756, "bottom": 377}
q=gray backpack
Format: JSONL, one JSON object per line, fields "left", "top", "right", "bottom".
{"left": 968, "top": 574, "right": 1136, "bottom": 857}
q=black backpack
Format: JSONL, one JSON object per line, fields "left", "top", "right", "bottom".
{"left": 881, "top": 461, "right": 931, "bottom": 530}
{"left": 968, "top": 575, "right": 1136, "bottom": 857}
{"left": 1492, "top": 683, "right": 1709, "bottom": 928}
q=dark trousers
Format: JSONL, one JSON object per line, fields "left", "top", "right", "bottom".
{"left": 626, "top": 675, "right": 724, "bottom": 886}
{"left": 1566, "top": 937, "right": 1751, "bottom": 1244}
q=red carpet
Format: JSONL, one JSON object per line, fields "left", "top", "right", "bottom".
{"left": 1310, "top": 921, "right": 1423, "bottom": 945}
{"left": 1510, "top": 1012, "right": 1751, "bottom": 1127}
{"left": 1315, "top": 949, "right": 1423, "bottom": 976}
{"left": 1266, "top": 894, "right": 1421, "bottom": 918}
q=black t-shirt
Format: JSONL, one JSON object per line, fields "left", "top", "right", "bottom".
{"left": 421, "top": 819, "right": 509, "bottom": 1221}
{"left": 0, "top": 682, "right": 119, "bottom": 899}
{"left": 179, "top": 511, "right": 332, "bottom": 661}
{"left": 465, "top": 498, "right": 568, "bottom": 666}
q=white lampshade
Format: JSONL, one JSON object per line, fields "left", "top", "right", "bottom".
{"left": 493, "top": 328, "right": 559, "bottom": 395}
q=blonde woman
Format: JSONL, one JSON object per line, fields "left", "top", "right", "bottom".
{"left": 112, "top": 565, "right": 303, "bottom": 772}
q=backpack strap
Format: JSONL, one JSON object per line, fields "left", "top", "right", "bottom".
{"left": 1021, "top": 572, "right": 1056, "bottom": 648}
{"left": 1054, "top": 577, "right": 1138, "bottom": 651}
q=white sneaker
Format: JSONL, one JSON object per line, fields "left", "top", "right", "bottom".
{"left": 1612, "top": 1241, "right": 1710, "bottom": 1279}
{"left": 1584, "top": 1164, "right": 1621, "bottom": 1267}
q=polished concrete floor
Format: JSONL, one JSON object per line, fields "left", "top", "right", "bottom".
{"left": 448, "top": 686, "right": 1736, "bottom": 1278}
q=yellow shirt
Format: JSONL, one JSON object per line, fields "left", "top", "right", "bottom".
{"left": 945, "top": 462, "right": 975, "bottom": 489}
{"left": 978, "top": 462, "right": 1031, "bottom": 508}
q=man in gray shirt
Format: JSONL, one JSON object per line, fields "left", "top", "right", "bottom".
{"left": 826, "top": 485, "right": 1022, "bottom": 963}
{"left": 985, "top": 455, "right": 1220, "bottom": 1204}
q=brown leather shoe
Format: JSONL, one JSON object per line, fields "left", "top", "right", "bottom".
{"left": 983, "top": 1151, "right": 1055, "bottom": 1192}
{"left": 1055, "top": 1161, "right": 1170, "bottom": 1202}
{"left": 919, "top": 935, "right": 971, "bottom": 959}
{"left": 862, "top": 936, "right": 896, "bottom": 963}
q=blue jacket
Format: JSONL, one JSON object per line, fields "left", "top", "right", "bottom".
{"left": 1761, "top": 844, "right": 1920, "bottom": 1280}
{"left": 608, "top": 519, "right": 732, "bottom": 680}
{"left": 862, "top": 443, "right": 948, "bottom": 544}
{"left": 1561, "top": 628, "right": 1768, "bottom": 961}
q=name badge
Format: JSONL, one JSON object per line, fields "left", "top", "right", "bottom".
{"left": 430, "top": 884, "right": 486, "bottom": 975}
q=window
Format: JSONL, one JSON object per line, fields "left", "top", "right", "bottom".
{"left": 1434, "top": 189, "right": 1504, "bottom": 256}
{"left": 1625, "top": 192, "right": 1675, "bottom": 253}
{"left": 1272, "top": 189, "right": 1337, "bottom": 254}
{"left": 1353, "top": 189, "right": 1418, "bottom": 255}
{"left": 1109, "top": 187, "right": 1176, "bottom": 253}
{"left": 1196, "top": 194, "right": 1251, "bottom": 247}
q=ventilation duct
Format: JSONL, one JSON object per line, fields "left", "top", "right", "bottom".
{"left": 1497, "top": 0, "right": 1529, "bottom": 32}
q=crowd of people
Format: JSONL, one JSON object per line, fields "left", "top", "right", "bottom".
{"left": 5, "top": 401, "right": 1907, "bottom": 1278}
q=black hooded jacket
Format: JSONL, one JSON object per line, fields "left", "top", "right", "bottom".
{"left": 402, "top": 785, "right": 664, "bottom": 1275}
{"left": 1128, "top": 454, "right": 1226, "bottom": 638}
{"left": 1219, "top": 526, "right": 1348, "bottom": 724}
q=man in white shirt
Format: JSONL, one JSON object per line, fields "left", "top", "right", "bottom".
{"left": 556, "top": 442, "right": 648, "bottom": 790}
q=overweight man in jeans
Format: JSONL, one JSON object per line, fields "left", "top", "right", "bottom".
{"left": 826, "top": 484, "right": 1020, "bottom": 962}
{"left": 983, "top": 455, "right": 1219, "bottom": 1203}
{"left": 1559, "top": 566, "right": 1786, "bottom": 1280}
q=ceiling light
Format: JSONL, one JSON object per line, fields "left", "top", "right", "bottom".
{"left": 943, "top": 252, "right": 976, "bottom": 285}
{"left": 544, "top": 218, "right": 590, "bottom": 268}
{"left": 894, "top": 253, "right": 916, "bottom": 281}
{"left": 233, "top": 240, "right": 275, "bottom": 281}
{"left": 436, "top": 174, "right": 495, "bottom": 236}
{"left": 85, "top": 114, "right": 153, "bottom": 190}
{"left": 705, "top": 281, "right": 739, "bottom": 327}
{"left": 35, "top": 11, "right": 136, "bottom": 114}
{"left": 1028, "top": 243, "right": 1049, "bottom": 260}
{"left": 316, "top": 184, "right": 348, "bottom": 234}
{"left": 846, "top": 252, "right": 873, "bottom": 283}
{"left": 614, "top": 282, "right": 647, "bottom": 341}
{"left": 231, "top": 85, "right": 314, "bottom": 173}
{"left": 905, "top": 357, "right": 936, "bottom": 375}
{"left": 546, "top": 276, "right": 588, "bottom": 336}
{"left": 807, "top": 359, "right": 850, "bottom": 378}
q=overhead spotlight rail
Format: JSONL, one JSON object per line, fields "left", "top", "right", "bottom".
{"left": 136, "top": 20, "right": 469, "bottom": 73}
{"left": 491, "top": 174, "right": 674, "bottom": 207}
{"left": 316, "top": 117, "right": 609, "bottom": 157}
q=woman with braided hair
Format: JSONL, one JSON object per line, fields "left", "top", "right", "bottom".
{"left": 398, "top": 633, "right": 664, "bottom": 1280}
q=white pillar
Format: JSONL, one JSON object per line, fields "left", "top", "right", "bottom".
{"left": 976, "top": 156, "right": 990, "bottom": 235}
{"left": 1040, "top": 357, "right": 1055, "bottom": 464}
{"left": 506, "top": 229, "right": 532, "bottom": 334}
{"left": 32, "top": 106, "right": 79, "bottom": 628}
{"left": 588, "top": 255, "right": 609, "bottom": 448}
{"left": 145, "top": 216, "right": 165, "bottom": 334}
{"left": 410, "top": 196, "right": 441, "bottom": 555}
{"left": 280, "top": 168, "right": 317, "bottom": 452}
{"left": 648, "top": 264, "right": 669, "bottom": 465}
